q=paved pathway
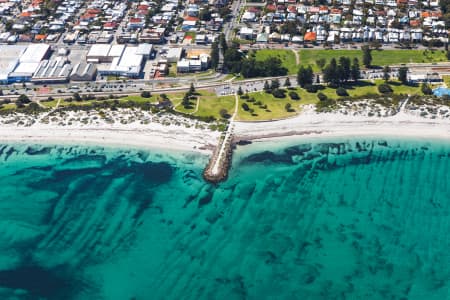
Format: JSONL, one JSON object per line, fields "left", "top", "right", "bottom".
{"left": 211, "top": 93, "right": 239, "bottom": 175}
{"left": 291, "top": 49, "right": 300, "bottom": 65}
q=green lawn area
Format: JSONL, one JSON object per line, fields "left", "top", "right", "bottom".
{"left": 195, "top": 95, "right": 235, "bottom": 119}
{"left": 299, "top": 49, "right": 448, "bottom": 71}
{"left": 254, "top": 49, "right": 298, "bottom": 74}
{"left": 236, "top": 79, "right": 423, "bottom": 121}
{"left": 40, "top": 99, "right": 60, "bottom": 108}
{"left": 173, "top": 90, "right": 236, "bottom": 119}
{"left": 236, "top": 90, "right": 300, "bottom": 121}
{"left": 0, "top": 103, "right": 16, "bottom": 111}
{"left": 442, "top": 75, "right": 450, "bottom": 86}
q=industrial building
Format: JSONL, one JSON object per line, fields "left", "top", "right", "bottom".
{"left": 0, "top": 45, "right": 26, "bottom": 84}
{"left": 86, "top": 44, "right": 125, "bottom": 63}
{"left": 31, "top": 57, "right": 73, "bottom": 83}
{"left": 70, "top": 63, "right": 97, "bottom": 81}
{"left": 97, "top": 46, "right": 144, "bottom": 78}
{"left": 0, "top": 44, "right": 51, "bottom": 83}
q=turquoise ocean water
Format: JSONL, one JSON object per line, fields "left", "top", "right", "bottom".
{"left": 0, "top": 137, "right": 449, "bottom": 300}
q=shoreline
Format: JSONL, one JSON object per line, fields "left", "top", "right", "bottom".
{"left": 234, "top": 111, "right": 450, "bottom": 144}
{"left": 0, "top": 125, "right": 220, "bottom": 155}
{"left": 0, "top": 110, "right": 449, "bottom": 155}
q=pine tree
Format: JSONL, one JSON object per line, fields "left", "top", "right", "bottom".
{"left": 362, "top": 45, "right": 372, "bottom": 68}
{"left": 351, "top": 58, "right": 361, "bottom": 82}
{"left": 383, "top": 66, "right": 391, "bottom": 82}
{"left": 398, "top": 67, "right": 409, "bottom": 85}
{"left": 284, "top": 77, "right": 291, "bottom": 87}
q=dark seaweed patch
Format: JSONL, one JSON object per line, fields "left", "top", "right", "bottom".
{"left": 0, "top": 265, "right": 78, "bottom": 300}
{"left": 24, "top": 146, "right": 52, "bottom": 155}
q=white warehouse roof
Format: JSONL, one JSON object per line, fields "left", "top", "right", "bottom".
{"left": 19, "top": 44, "right": 50, "bottom": 63}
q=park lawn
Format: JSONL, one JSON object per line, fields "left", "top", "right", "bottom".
{"left": 236, "top": 91, "right": 298, "bottom": 121}
{"left": 0, "top": 103, "right": 17, "bottom": 111}
{"left": 194, "top": 95, "right": 236, "bottom": 119}
{"left": 255, "top": 49, "right": 298, "bottom": 74}
{"left": 41, "top": 99, "right": 60, "bottom": 108}
{"left": 385, "top": 80, "right": 423, "bottom": 95}
{"left": 442, "top": 75, "right": 450, "bottom": 86}
{"left": 175, "top": 101, "right": 196, "bottom": 114}
{"left": 121, "top": 94, "right": 159, "bottom": 103}
{"left": 299, "top": 49, "right": 448, "bottom": 71}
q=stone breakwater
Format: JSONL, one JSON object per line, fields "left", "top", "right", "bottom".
{"left": 203, "top": 134, "right": 233, "bottom": 183}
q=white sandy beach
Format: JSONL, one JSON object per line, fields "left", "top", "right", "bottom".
{"left": 0, "top": 104, "right": 449, "bottom": 154}
{"left": 234, "top": 105, "right": 450, "bottom": 142}
{"left": 0, "top": 109, "right": 221, "bottom": 154}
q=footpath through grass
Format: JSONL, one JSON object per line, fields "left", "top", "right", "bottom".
{"left": 299, "top": 49, "right": 448, "bottom": 71}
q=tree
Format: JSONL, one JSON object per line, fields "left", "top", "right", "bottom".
{"left": 219, "top": 109, "right": 230, "bottom": 119}
{"left": 272, "top": 88, "right": 286, "bottom": 98}
{"left": 219, "top": 33, "right": 228, "bottom": 53}
{"left": 189, "top": 83, "right": 196, "bottom": 95}
{"left": 305, "top": 84, "right": 318, "bottom": 93}
{"left": 323, "top": 58, "right": 338, "bottom": 85}
{"left": 241, "top": 102, "right": 250, "bottom": 111}
{"left": 182, "top": 93, "right": 191, "bottom": 108}
{"left": 297, "top": 65, "right": 314, "bottom": 88}
{"left": 378, "top": 83, "right": 393, "bottom": 94}
{"left": 17, "top": 94, "right": 31, "bottom": 105}
{"left": 383, "top": 66, "right": 391, "bottom": 82}
{"left": 317, "top": 92, "right": 328, "bottom": 101}
{"left": 263, "top": 80, "right": 271, "bottom": 92}
{"left": 316, "top": 58, "right": 327, "bottom": 70}
{"left": 73, "top": 92, "right": 82, "bottom": 101}
{"left": 398, "top": 67, "right": 409, "bottom": 85}
{"left": 351, "top": 58, "right": 361, "bottom": 81}
{"left": 421, "top": 83, "right": 433, "bottom": 95}
{"left": 285, "top": 103, "right": 293, "bottom": 112}
{"left": 210, "top": 41, "right": 220, "bottom": 69}
{"left": 289, "top": 91, "right": 300, "bottom": 100}
{"left": 237, "top": 86, "right": 243, "bottom": 96}
{"left": 0, "top": 89, "right": 3, "bottom": 96}
{"left": 199, "top": 8, "right": 212, "bottom": 21}
{"left": 271, "top": 79, "right": 280, "bottom": 90}
{"left": 339, "top": 56, "right": 351, "bottom": 82}
{"left": 336, "top": 87, "right": 349, "bottom": 96}
{"left": 284, "top": 77, "right": 291, "bottom": 87}
{"left": 140, "top": 91, "right": 151, "bottom": 98}
{"left": 362, "top": 45, "right": 372, "bottom": 68}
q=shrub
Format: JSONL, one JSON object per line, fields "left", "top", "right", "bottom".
{"left": 141, "top": 91, "right": 151, "bottom": 98}
{"left": 305, "top": 84, "right": 318, "bottom": 93}
{"left": 421, "top": 83, "right": 433, "bottom": 95}
{"left": 285, "top": 103, "right": 293, "bottom": 112}
{"left": 336, "top": 87, "right": 349, "bottom": 96}
{"left": 219, "top": 108, "right": 230, "bottom": 119}
{"left": 272, "top": 88, "right": 287, "bottom": 98}
{"left": 17, "top": 94, "right": 31, "bottom": 104}
{"left": 289, "top": 91, "right": 300, "bottom": 100}
{"left": 378, "top": 83, "right": 393, "bottom": 94}
{"left": 317, "top": 92, "right": 328, "bottom": 101}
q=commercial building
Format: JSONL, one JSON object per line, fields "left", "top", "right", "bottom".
{"left": 0, "top": 45, "right": 26, "bottom": 84}
{"left": 0, "top": 44, "right": 50, "bottom": 83}
{"left": 166, "top": 47, "right": 183, "bottom": 63}
{"left": 97, "top": 46, "right": 144, "bottom": 78}
{"left": 31, "top": 57, "right": 73, "bottom": 83}
{"left": 70, "top": 63, "right": 97, "bottom": 81}
{"left": 86, "top": 44, "right": 125, "bottom": 63}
